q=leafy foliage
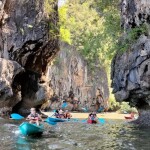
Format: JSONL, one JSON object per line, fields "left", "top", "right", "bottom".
{"left": 108, "top": 92, "right": 120, "bottom": 111}
{"left": 117, "top": 24, "right": 148, "bottom": 52}
{"left": 118, "top": 102, "right": 138, "bottom": 114}
{"left": 59, "top": 0, "right": 121, "bottom": 71}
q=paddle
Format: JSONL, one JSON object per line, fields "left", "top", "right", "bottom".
{"left": 98, "top": 118, "right": 105, "bottom": 124}
{"left": 11, "top": 113, "right": 24, "bottom": 120}
{"left": 11, "top": 113, "right": 57, "bottom": 126}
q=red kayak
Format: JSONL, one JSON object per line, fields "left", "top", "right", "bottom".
{"left": 125, "top": 113, "right": 134, "bottom": 120}
{"left": 124, "top": 116, "right": 134, "bottom": 119}
{"left": 87, "top": 119, "right": 97, "bottom": 124}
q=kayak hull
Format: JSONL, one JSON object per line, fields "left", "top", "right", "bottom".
{"left": 48, "top": 117, "right": 66, "bottom": 122}
{"left": 45, "top": 118, "right": 57, "bottom": 125}
{"left": 87, "top": 120, "right": 97, "bottom": 124}
{"left": 124, "top": 116, "right": 134, "bottom": 119}
{"left": 19, "top": 122, "right": 44, "bottom": 136}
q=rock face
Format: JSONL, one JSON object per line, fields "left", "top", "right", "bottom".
{"left": 112, "top": 0, "right": 150, "bottom": 124}
{"left": 0, "top": 58, "right": 24, "bottom": 115}
{"left": 111, "top": 35, "right": 150, "bottom": 108}
{"left": 0, "top": 0, "right": 59, "bottom": 115}
{"left": 121, "top": 0, "right": 150, "bottom": 30}
{"left": 43, "top": 43, "right": 109, "bottom": 112}
{"left": 0, "top": 0, "right": 59, "bottom": 73}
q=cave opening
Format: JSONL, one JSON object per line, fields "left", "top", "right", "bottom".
{"left": 12, "top": 70, "right": 41, "bottom": 114}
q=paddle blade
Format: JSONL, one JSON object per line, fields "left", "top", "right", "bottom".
{"left": 81, "top": 119, "right": 87, "bottom": 123}
{"left": 45, "top": 118, "right": 57, "bottom": 125}
{"left": 11, "top": 113, "right": 24, "bottom": 120}
{"left": 98, "top": 118, "right": 105, "bottom": 124}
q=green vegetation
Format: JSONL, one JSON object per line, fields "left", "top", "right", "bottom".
{"left": 108, "top": 95, "right": 138, "bottom": 113}
{"left": 108, "top": 94, "right": 120, "bottom": 111}
{"left": 44, "top": 0, "right": 55, "bottom": 13}
{"left": 118, "top": 24, "right": 148, "bottom": 52}
{"left": 57, "top": 0, "right": 147, "bottom": 110}
{"left": 44, "top": 0, "right": 59, "bottom": 39}
{"left": 58, "top": 0, "right": 148, "bottom": 68}
{"left": 58, "top": 0, "right": 121, "bottom": 71}
{"left": 118, "top": 102, "right": 138, "bottom": 114}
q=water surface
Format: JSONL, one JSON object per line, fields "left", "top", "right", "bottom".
{"left": 0, "top": 118, "right": 149, "bottom": 150}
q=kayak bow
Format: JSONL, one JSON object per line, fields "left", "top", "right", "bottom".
{"left": 48, "top": 117, "right": 67, "bottom": 122}
{"left": 19, "top": 122, "right": 44, "bottom": 136}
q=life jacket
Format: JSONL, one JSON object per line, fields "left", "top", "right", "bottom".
{"left": 91, "top": 116, "right": 95, "bottom": 120}
{"left": 30, "top": 113, "right": 39, "bottom": 118}
{"left": 65, "top": 113, "right": 71, "bottom": 118}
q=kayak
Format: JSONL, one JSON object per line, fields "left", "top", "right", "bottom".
{"left": 87, "top": 119, "right": 97, "bottom": 124}
{"left": 45, "top": 118, "right": 57, "bottom": 125}
{"left": 19, "top": 122, "right": 44, "bottom": 136}
{"left": 124, "top": 116, "right": 134, "bottom": 119}
{"left": 48, "top": 117, "right": 67, "bottom": 122}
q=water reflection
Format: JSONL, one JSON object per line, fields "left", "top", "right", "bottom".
{"left": 16, "top": 137, "right": 30, "bottom": 150}
{"left": 0, "top": 119, "right": 150, "bottom": 150}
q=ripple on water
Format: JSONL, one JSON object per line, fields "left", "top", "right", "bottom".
{"left": 0, "top": 119, "right": 150, "bottom": 150}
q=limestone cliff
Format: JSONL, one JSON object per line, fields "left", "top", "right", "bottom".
{"left": 42, "top": 43, "right": 109, "bottom": 112}
{"left": 111, "top": 0, "right": 150, "bottom": 124}
{"left": 0, "top": 0, "right": 59, "bottom": 115}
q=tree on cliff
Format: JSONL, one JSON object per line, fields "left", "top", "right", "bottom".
{"left": 59, "top": 0, "right": 121, "bottom": 71}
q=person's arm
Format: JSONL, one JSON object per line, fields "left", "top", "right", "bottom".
{"left": 27, "top": 114, "right": 32, "bottom": 120}
{"left": 38, "top": 114, "right": 44, "bottom": 121}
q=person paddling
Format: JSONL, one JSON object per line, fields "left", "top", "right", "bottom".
{"left": 27, "top": 108, "right": 42, "bottom": 126}
{"left": 64, "top": 110, "right": 72, "bottom": 119}
{"left": 59, "top": 109, "right": 64, "bottom": 119}
{"left": 54, "top": 109, "right": 60, "bottom": 118}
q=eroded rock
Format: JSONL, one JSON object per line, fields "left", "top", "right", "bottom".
{"left": 0, "top": 58, "right": 24, "bottom": 115}
{"left": 0, "top": 0, "right": 59, "bottom": 114}
{"left": 111, "top": 35, "right": 150, "bottom": 108}
{"left": 121, "top": 0, "right": 150, "bottom": 30}
{"left": 45, "top": 43, "right": 109, "bottom": 111}
{"left": 112, "top": 0, "right": 150, "bottom": 125}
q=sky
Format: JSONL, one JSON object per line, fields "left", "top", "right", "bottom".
{"left": 58, "top": 0, "right": 66, "bottom": 7}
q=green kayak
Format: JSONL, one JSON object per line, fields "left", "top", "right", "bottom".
{"left": 19, "top": 122, "right": 44, "bottom": 136}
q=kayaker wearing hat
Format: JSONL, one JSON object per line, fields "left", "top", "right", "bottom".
{"left": 27, "top": 108, "right": 42, "bottom": 126}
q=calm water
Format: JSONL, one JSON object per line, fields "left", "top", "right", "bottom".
{"left": 0, "top": 118, "right": 150, "bottom": 150}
